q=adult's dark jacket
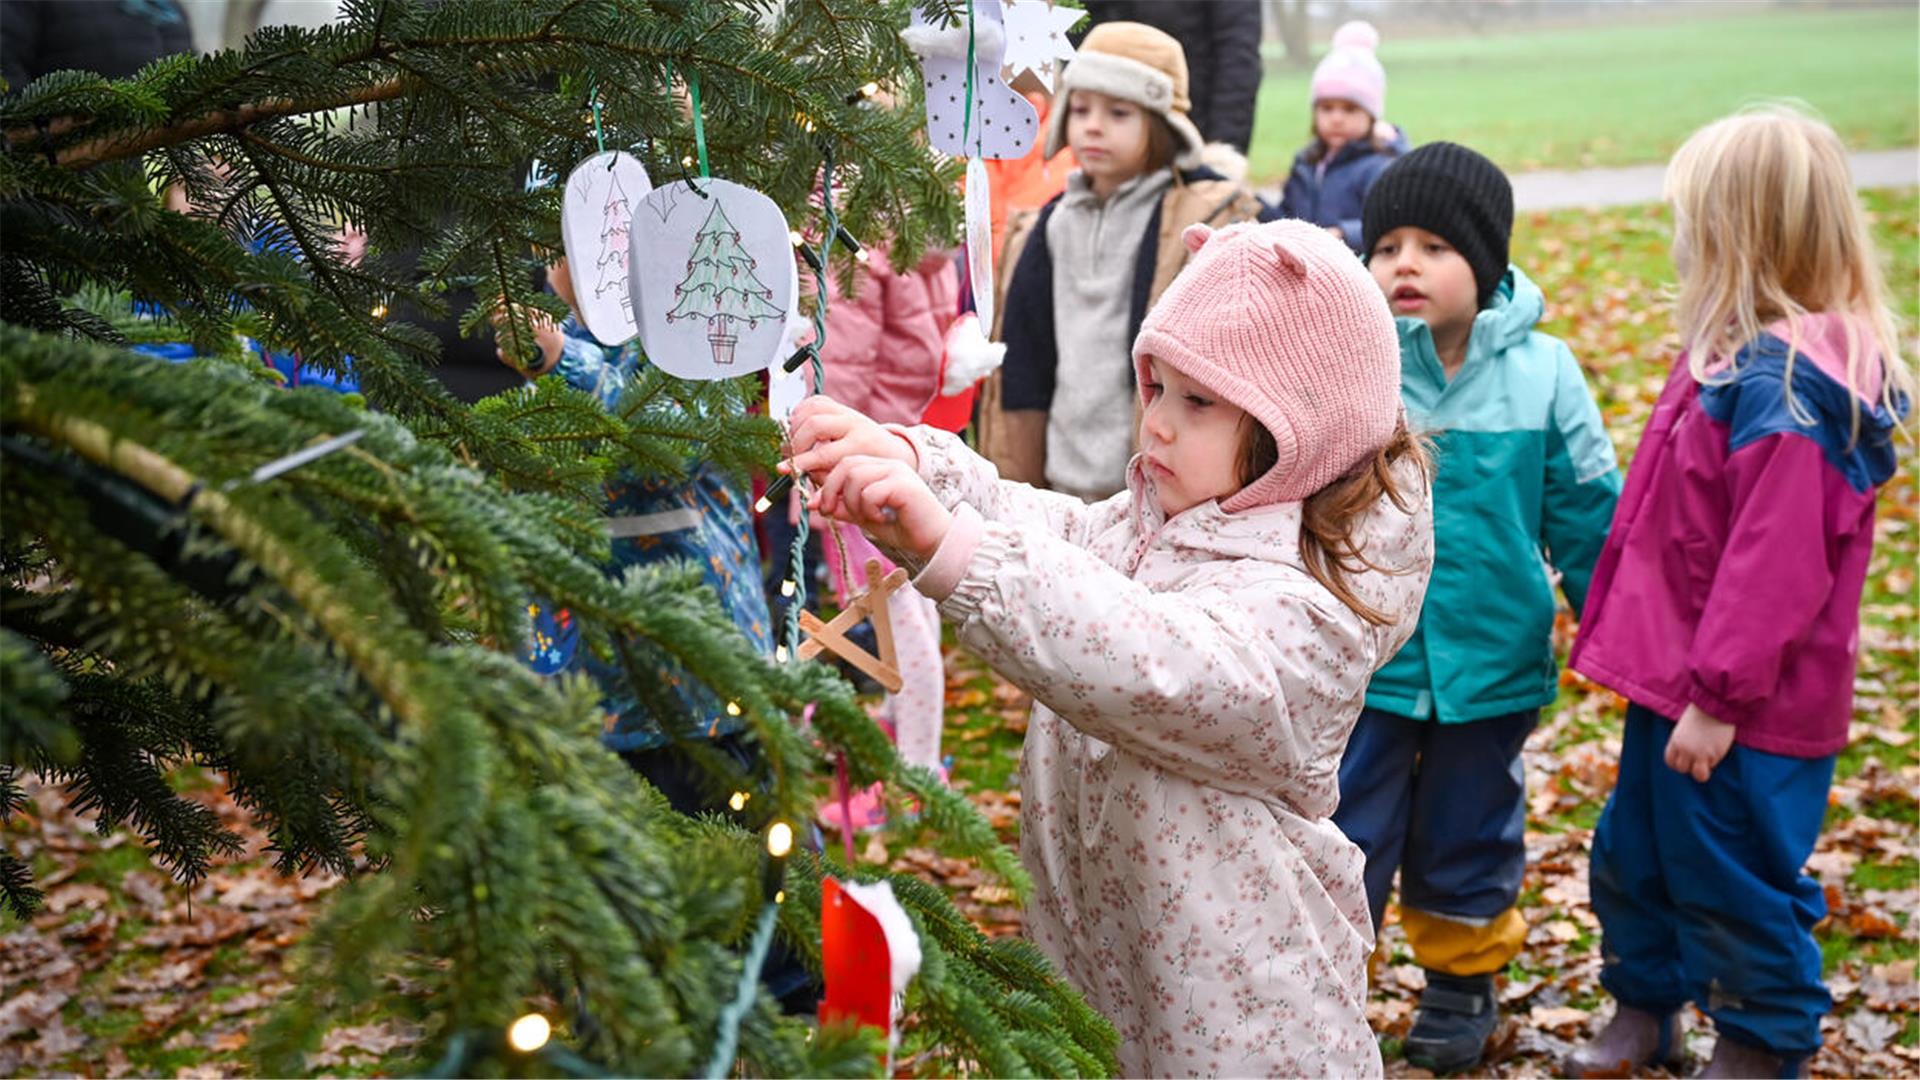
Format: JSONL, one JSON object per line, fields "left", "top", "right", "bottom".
{"left": 3, "top": 0, "right": 195, "bottom": 91}
{"left": 1078, "top": 0, "right": 1263, "bottom": 153}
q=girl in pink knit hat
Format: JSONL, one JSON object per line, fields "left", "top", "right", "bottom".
{"left": 783, "top": 220, "right": 1434, "bottom": 1076}
{"left": 1274, "top": 20, "right": 1407, "bottom": 254}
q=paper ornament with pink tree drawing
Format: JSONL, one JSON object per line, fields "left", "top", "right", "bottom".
{"left": 631, "top": 178, "right": 796, "bottom": 380}
{"left": 560, "top": 150, "right": 652, "bottom": 344}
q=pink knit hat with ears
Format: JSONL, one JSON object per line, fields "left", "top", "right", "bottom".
{"left": 1133, "top": 220, "right": 1401, "bottom": 511}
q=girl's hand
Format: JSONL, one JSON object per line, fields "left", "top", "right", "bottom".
{"left": 809, "top": 455, "right": 951, "bottom": 561}
{"left": 1665, "top": 704, "right": 1736, "bottom": 782}
{"left": 782, "top": 396, "right": 916, "bottom": 485}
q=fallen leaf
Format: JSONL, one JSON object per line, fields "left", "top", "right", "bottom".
{"left": 1529, "top": 1004, "right": 1593, "bottom": 1033}
{"left": 1846, "top": 1009, "right": 1903, "bottom": 1053}
{"left": 0, "top": 988, "right": 71, "bottom": 1041}
{"left": 211, "top": 1030, "right": 250, "bottom": 1052}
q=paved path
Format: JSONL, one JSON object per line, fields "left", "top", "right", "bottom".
{"left": 1259, "top": 147, "right": 1918, "bottom": 212}
{"left": 1508, "top": 146, "right": 1918, "bottom": 211}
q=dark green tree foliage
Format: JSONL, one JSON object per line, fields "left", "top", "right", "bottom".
{"left": 0, "top": 1, "right": 1115, "bottom": 1074}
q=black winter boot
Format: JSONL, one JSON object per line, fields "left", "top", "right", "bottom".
{"left": 1403, "top": 970, "right": 1499, "bottom": 1073}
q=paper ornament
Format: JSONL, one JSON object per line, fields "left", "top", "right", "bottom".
{"left": 901, "top": 1, "right": 1038, "bottom": 160}
{"left": 963, "top": 156, "right": 995, "bottom": 333}
{"left": 768, "top": 364, "right": 809, "bottom": 426}
{"left": 630, "top": 179, "right": 797, "bottom": 380}
{"left": 1001, "top": 0, "right": 1084, "bottom": 92}
{"left": 819, "top": 877, "right": 923, "bottom": 1049}
{"left": 561, "top": 151, "right": 653, "bottom": 345}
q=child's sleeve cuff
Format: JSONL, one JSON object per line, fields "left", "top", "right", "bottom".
{"left": 911, "top": 503, "right": 984, "bottom": 603}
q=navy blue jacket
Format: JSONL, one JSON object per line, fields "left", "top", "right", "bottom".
{"left": 1272, "top": 130, "right": 1410, "bottom": 254}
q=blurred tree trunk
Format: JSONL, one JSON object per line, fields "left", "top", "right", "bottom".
{"left": 1267, "top": 0, "right": 1310, "bottom": 68}
{"left": 222, "top": 0, "right": 270, "bottom": 49}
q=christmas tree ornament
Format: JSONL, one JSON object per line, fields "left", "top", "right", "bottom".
{"left": 630, "top": 179, "right": 798, "bottom": 379}
{"left": 819, "top": 877, "right": 923, "bottom": 1058}
{"left": 561, "top": 150, "right": 652, "bottom": 344}
{"left": 797, "top": 558, "right": 905, "bottom": 693}
{"left": 964, "top": 156, "right": 996, "bottom": 331}
{"left": 1000, "top": 0, "right": 1085, "bottom": 93}
{"left": 901, "top": 1, "right": 1038, "bottom": 160}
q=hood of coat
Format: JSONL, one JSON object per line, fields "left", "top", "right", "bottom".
{"left": 1395, "top": 262, "right": 1545, "bottom": 378}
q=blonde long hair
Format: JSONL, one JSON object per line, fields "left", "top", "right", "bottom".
{"left": 1664, "top": 103, "right": 1913, "bottom": 438}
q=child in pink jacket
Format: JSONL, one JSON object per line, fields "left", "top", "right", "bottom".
{"left": 1566, "top": 107, "right": 1912, "bottom": 1080}
{"left": 785, "top": 221, "right": 1435, "bottom": 1076}
{"left": 809, "top": 247, "right": 961, "bottom": 831}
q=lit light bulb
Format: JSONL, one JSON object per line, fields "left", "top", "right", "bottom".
{"left": 775, "top": 645, "right": 790, "bottom": 663}
{"left": 774, "top": 889, "right": 786, "bottom": 904}
{"left": 789, "top": 230, "right": 804, "bottom": 247}
{"left": 766, "top": 821, "right": 794, "bottom": 858}
{"left": 780, "top": 579, "right": 796, "bottom": 598}
{"left": 860, "top": 81, "right": 880, "bottom": 99}
{"left": 729, "top": 790, "right": 749, "bottom": 812}
{"left": 754, "top": 494, "right": 774, "bottom": 514}
{"left": 726, "top": 701, "right": 742, "bottom": 717}
{"left": 508, "top": 1013, "right": 551, "bottom": 1052}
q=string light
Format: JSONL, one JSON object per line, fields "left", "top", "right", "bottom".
{"left": 729, "top": 790, "right": 749, "bottom": 812}
{"left": 761, "top": 821, "right": 793, "bottom": 902}
{"left": 508, "top": 1013, "right": 551, "bottom": 1053}
{"left": 726, "top": 700, "right": 741, "bottom": 717}
{"left": 775, "top": 645, "right": 790, "bottom": 663}
{"left": 789, "top": 230, "right": 804, "bottom": 247}
{"left": 780, "top": 579, "right": 796, "bottom": 598}
{"left": 757, "top": 473, "right": 793, "bottom": 513}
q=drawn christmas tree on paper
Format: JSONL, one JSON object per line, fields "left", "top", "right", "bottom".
{"left": 593, "top": 173, "right": 635, "bottom": 328}
{"left": 666, "top": 198, "right": 783, "bottom": 365}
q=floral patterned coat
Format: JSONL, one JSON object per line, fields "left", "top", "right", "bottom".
{"left": 896, "top": 426, "right": 1433, "bottom": 1078}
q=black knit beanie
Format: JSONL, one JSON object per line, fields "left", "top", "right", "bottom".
{"left": 1362, "top": 142, "right": 1514, "bottom": 308}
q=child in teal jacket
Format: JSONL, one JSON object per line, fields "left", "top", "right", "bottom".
{"left": 1334, "top": 143, "right": 1622, "bottom": 1072}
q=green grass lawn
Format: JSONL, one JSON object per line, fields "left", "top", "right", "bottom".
{"left": 1247, "top": 7, "right": 1920, "bottom": 186}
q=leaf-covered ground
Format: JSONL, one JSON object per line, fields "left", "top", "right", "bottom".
{"left": 4, "top": 194, "right": 1916, "bottom": 1077}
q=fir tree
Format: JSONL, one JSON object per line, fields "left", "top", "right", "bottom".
{"left": 0, "top": 0, "right": 1116, "bottom": 1075}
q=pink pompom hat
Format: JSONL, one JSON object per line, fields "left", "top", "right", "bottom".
{"left": 1310, "top": 20, "right": 1386, "bottom": 121}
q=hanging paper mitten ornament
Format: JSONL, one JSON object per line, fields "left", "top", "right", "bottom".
{"left": 963, "top": 156, "right": 996, "bottom": 332}
{"left": 901, "top": 1, "right": 1038, "bottom": 160}
{"left": 819, "top": 877, "right": 923, "bottom": 1060}
{"left": 1001, "top": 0, "right": 1085, "bottom": 93}
{"left": 560, "top": 151, "right": 653, "bottom": 345}
{"left": 630, "top": 179, "right": 796, "bottom": 380}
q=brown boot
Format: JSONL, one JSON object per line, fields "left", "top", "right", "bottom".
{"left": 1563, "top": 1003, "right": 1683, "bottom": 1077}
{"left": 1695, "top": 1034, "right": 1809, "bottom": 1079}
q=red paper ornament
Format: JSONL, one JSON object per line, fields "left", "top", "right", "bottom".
{"left": 819, "top": 878, "right": 895, "bottom": 1034}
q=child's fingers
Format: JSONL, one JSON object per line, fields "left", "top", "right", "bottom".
{"left": 785, "top": 410, "right": 852, "bottom": 458}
